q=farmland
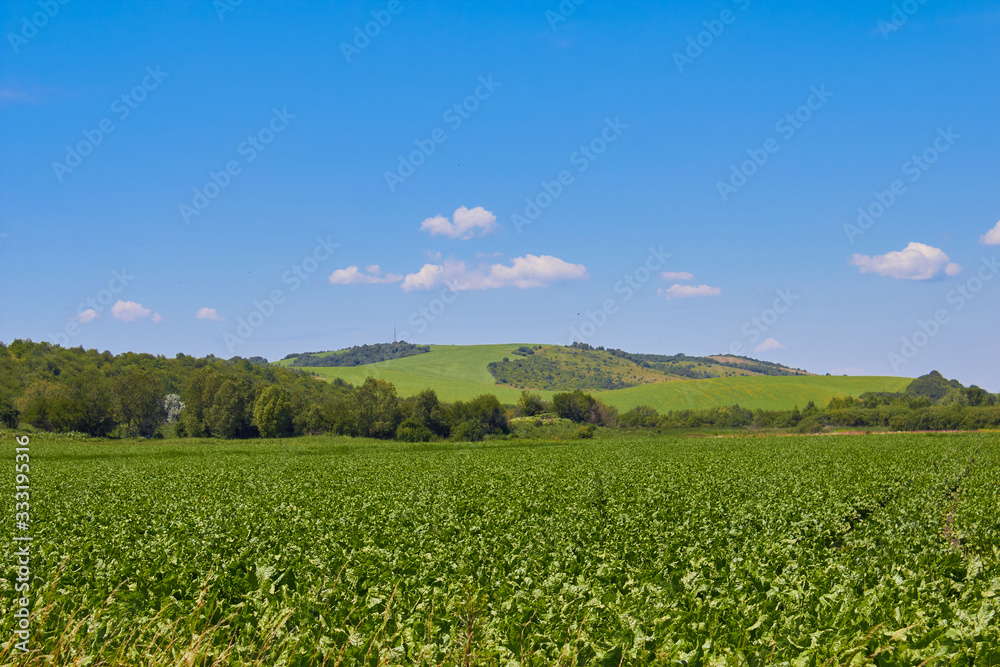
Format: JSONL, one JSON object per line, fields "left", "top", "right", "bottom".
{"left": 2, "top": 431, "right": 998, "bottom": 665}
{"left": 289, "top": 344, "right": 909, "bottom": 411}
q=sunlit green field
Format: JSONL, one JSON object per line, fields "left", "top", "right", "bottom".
{"left": 283, "top": 344, "right": 910, "bottom": 411}
{"left": 2, "top": 431, "right": 997, "bottom": 665}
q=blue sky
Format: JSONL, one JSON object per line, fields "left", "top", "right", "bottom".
{"left": 2, "top": 0, "right": 999, "bottom": 389}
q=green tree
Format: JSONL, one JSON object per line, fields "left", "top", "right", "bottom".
{"left": 253, "top": 386, "right": 293, "bottom": 438}
{"left": 113, "top": 371, "right": 166, "bottom": 437}
{"left": 449, "top": 394, "right": 509, "bottom": 437}
{"left": 206, "top": 377, "right": 256, "bottom": 439}
{"left": 179, "top": 369, "right": 226, "bottom": 437}
{"left": 410, "top": 388, "right": 449, "bottom": 437}
{"left": 552, "top": 390, "right": 594, "bottom": 422}
{"left": 518, "top": 390, "right": 547, "bottom": 417}
{"left": 963, "top": 385, "right": 994, "bottom": 407}
{"left": 16, "top": 380, "right": 60, "bottom": 431}
{"left": 53, "top": 372, "right": 116, "bottom": 437}
{"left": 396, "top": 418, "right": 434, "bottom": 442}
{"left": 350, "top": 377, "right": 401, "bottom": 439}
{"left": 619, "top": 405, "right": 659, "bottom": 428}
{"left": 0, "top": 396, "right": 18, "bottom": 428}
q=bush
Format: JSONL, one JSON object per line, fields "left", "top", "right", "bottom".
{"left": 552, "top": 390, "right": 594, "bottom": 422}
{"left": 518, "top": 391, "right": 547, "bottom": 417}
{"left": 396, "top": 418, "right": 433, "bottom": 442}
{"left": 576, "top": 425, "right": 595, "bottom": 439}
{"left": 453, "top": 421, "right": 484, "bottom": 442}
{"left": 450, "top": 394, "right": 509, "bottom": 435}
{"left": 619, "top": 405, "right": 659, "bottom": 428}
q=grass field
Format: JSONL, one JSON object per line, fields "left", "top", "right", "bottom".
{"left": 2, "top": 430, "right": 997, "bottom": 665}
{"left": 592, "top": 374, "right": 912, "bottom": 412}
{"left": 288, "top": 344, "right": 910, "bottom": 412}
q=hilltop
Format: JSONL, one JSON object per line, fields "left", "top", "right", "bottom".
{"left": 278, "top": 343, "right": 907, "bottom": 412}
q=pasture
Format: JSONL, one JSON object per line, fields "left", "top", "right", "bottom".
{"left": 290, "top": 344, "right": 911, "bottom": 412}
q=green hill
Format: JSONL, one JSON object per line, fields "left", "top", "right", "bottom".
{"left": 286, "top": 344, "right": 909, "bottom": 412}
{"left": 593, "top": 375, "right": 911, "bottom": 413}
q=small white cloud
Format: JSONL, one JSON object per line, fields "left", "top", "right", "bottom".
{"left": 850, "top": 242, "right": 961, "bottom": 280}
{"left": 659, "top": 284, "right": 721, "bottom": 300}
{"left": 420, "top": 206, "right": 498, "bottom": 240}
{"left": 400, "top": 254, "right": 588, "bottom": 291}
{"left": 476, "top": 251, "right": 503, "bottom": 259}
{"left": 979, "top": 221, "right": 1000, "bottom": 245}
{"left": 111, "top": 300, "right": 151, "bottom": 322}
{"left": 196, "top": 307, "right": 225, "bottom": 322}
{"left": 329, "top": 265, "right": 403, "bottom": 285}
{"left": 755, "top": 337, "right": 785, "bottom": 353}
{"left": 71, "top": 309, "right": 98, "bottom": 324}
{"left": 661, "top": 271, "right": 694, "bottom": 280}
{"left": 151, "top": 313, "right": 164, "bottom": 324}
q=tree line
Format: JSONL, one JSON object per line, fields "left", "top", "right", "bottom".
{"left": 283, "top": 342, "right": 430, "bottom": 367}
{"left": 2, "top": 340, "right": 997, "bottom": 441}
{"left": 0, "top": 340, "right": 351, "bottom": 438}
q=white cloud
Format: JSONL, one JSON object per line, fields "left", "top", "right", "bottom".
{"left": 196, "top": 307, "right": 225, "bottom": 322}
{"left": 850, "top": 242, "right": 961, "bottom": 280}
{"left": 329, "top": 265, "right": 403, "bottom": 285}
{"left": 151, "top": 313, "right": 164, "bottom": 324}
{"left": 71, "top": 309, "right": 98, "bottom": 324}
{"left": 658, "top": 284, "right": 721, "bottom": 300}
{"left": 401, "top": 262, "right": 451, "bottom": 291}
{"left": 661, "top": 271, "right": 694, "bottom": 280}
{"left": 401, "top": 254, "right": 588, "bottom": 291}
{"left": 755, "top": 337, "right": 785, "bottom": 353}
{"left": 420, "top": 206, "right": 498, "bottom": 240}
{"left": 111, "top": 300, "right": 151, "bottom": 322}
{"left": 980, "top": 221, "right": 1000, "bottom": 245}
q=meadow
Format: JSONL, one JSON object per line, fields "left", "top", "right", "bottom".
{"left": 2, "top": 431, "right": 997, "bottom": 665}
{"left": 285, "top": 344, "right": 910, "bottom": 411}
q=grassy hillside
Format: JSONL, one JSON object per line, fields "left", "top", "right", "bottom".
{"left": 302, "top": 344, "right": 532, "bottom": 403}
{"left": 292, "top": 344, "right": 910, "bottom": 412}
{"left": 488, "top": 345, "right": 684, "bottom": 390}
{"left": 593, "top": 375, "right": 911, "bottom": 412}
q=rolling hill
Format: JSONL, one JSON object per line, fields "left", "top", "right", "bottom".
{"left": 279, "top": 344, "right": 910, "bottom": 413}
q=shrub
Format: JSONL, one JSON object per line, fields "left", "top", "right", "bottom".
{"left": 619, "top": 405, "right": 659, "bottom": 428}
{"left": 518, "top": 391, "right": 547, "bottom": 417}
{"left": 453, "top": 421, "right": 484, "bottom": 442}
{"left": 396, "top": 418, "right": 433, "bottom": 442}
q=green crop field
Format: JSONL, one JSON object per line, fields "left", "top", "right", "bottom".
{"left": 290, "top": 344, "right": 910, "bottom": 412}
{"left": 297, "top": 344, "right": 532, "bottom": 403}
{"left": 592, "top": 374, "right": 912, "bottom": 413}
{"left": 2, "top": 431, "right": 998, "bottom": 665}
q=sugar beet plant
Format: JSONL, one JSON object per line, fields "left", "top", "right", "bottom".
{"left": 1, "top": 433, "right": 998, "bottom": 665}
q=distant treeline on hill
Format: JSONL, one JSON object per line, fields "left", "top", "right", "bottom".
{"left": 283, "top": 342, "right": 430, "bottom": 367}
{"left": 568, "top": 342, "right": 806, "bottom": 377}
